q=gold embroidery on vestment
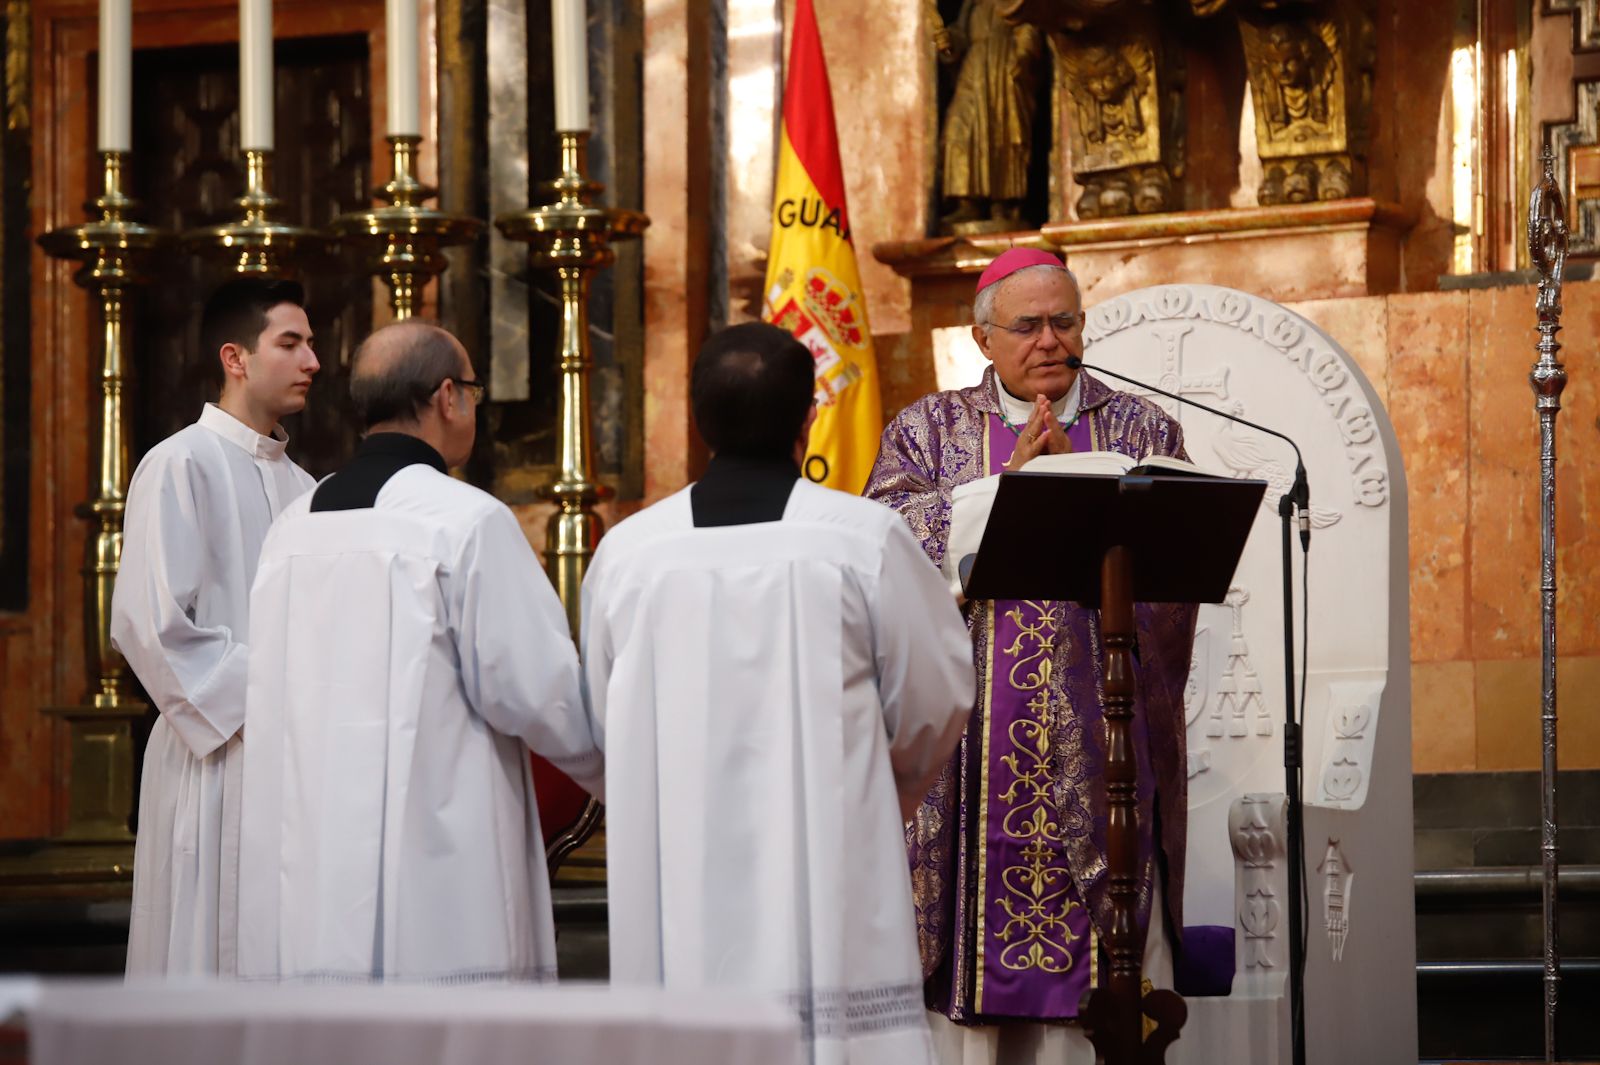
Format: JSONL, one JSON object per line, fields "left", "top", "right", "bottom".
{"left": 989, "top": 600, "right": 1081, "bottom": 974}
{"left": 973, "top": 421, "right": 995, "bottom": 1010}
{"left": 975, "top": 599, "right": 997, "bottom": 1008}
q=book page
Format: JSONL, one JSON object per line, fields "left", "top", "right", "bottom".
{"left": 1129, "top": 454, "right": 1222, "bottom": 477}
{"left": 945, "top": 474, "right": 1000, "bottom": 598}
{"left": 1019, "top": 450, "right": 1135, "bottom": 476}
{"left": 1018, "top": 451, "right": 1228, "bottom": 478}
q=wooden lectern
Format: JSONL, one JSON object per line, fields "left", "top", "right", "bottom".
{"left": 963, "top": 469, "right": 1266, "bottom": 1065}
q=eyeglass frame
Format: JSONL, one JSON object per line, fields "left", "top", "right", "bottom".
{"left": 980, "top": 310, "right": 1087, "bottom": 342}
{"left": 443, "top": 376, "right": 488, "bottom": 402}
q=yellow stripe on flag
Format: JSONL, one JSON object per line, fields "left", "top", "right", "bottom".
{"left": 762, "top": 0, "right": 882, "bottom": 495}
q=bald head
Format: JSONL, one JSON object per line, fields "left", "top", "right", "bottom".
{"left": 350, "top": 320, "right": 470, "bottom": 429}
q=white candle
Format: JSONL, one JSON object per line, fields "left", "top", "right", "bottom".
{"left": 98, "top": 0, "right": 132, "bottom": 152}
{"left": 551, "top": 0, "right": 588, "bottom": 131}
{"left": 239, "top": 0, "right": 273, "bottom": 150}
{"left": 386, "top": 0, "right": 420, "bottom": 136}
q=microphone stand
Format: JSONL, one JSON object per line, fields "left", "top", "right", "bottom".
{"left": 1071, "top": 356, "right": 1311, "bottom": 1065}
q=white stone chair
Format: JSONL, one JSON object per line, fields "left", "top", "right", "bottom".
{"left": 1083, "top": 284, "right": 1416, "bottom": 1065}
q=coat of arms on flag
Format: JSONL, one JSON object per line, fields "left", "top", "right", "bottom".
{"left": 766, "top": 266, "right": 868, "bottom": 413}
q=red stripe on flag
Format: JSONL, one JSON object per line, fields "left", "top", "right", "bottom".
{"left": 781, "top": 0, "right": 850, "bottom": 237}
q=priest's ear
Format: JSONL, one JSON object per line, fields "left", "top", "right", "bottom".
{"left": 971, "top": 322, "right": 994, "bottom": 361}
{"left": 794, "top": 400, "right": 818, "bottom": 468}
{"left": 218, "top": 341, "right": 252, "bottom": 392}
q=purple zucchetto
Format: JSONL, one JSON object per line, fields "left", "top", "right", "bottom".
{"left": 975, "top": 248, "right": 1067, "bottom": 294}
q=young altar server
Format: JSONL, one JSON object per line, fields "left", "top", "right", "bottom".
{"left": 580, "top": 322, "right": 977, "bottom": 1064}
{"left": 112, "top": 278, "right": 319, "bottom": 978}
{"left": 235, "top": 320, "right": 600, "bottom": 984}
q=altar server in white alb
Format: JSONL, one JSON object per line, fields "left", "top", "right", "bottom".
{"left": 581, "top": 323, "right": 977, "bottom": 1065}
{"left": 236, "top": 321, "right": 600, "bottom": 984}
{"left": 111, "top": 279, "right": 319, "bottom": 977}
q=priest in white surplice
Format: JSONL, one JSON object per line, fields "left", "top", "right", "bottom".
{"left": 236, "top": 321, "right": 600, "bottom": 984}
{"left": 111, "top": 279, "right": 320, "bottom": 977}
{"left": 581, "top": 323, "right": 977, "bottom": 1065}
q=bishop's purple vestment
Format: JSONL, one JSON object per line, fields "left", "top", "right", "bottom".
{"left": 865, "top": 367, "right": 1198, "bottom": 1024}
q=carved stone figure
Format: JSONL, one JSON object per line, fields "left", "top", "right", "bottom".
{"left": 1257, "top": 21, "right": 1335, "bottom": 130}
{"left": 935, "top": 0, "right": 1046, "bottom": 232}
{"left": 1075, "top": 43, "right": 1144, "bottom": 145}
{"left": 1055, "top": 22, "right": 1183, "bottom": 217}
{"left": 1239, "top": 7, "right": 1373, "bottom": 205}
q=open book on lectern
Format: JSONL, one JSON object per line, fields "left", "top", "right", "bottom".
{"left": 942, "top": 451, "right": 1223, "bottom": 599}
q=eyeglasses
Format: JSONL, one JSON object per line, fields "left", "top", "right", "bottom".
{"left": 446, "top": 376, "right": 488, "bottom": 402}
{"left": 983, "top": 312, "right": 1086, "bottom": 341}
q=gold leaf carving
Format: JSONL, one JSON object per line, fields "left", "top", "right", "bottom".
{"left": 1059, "top": 38, "right": 1161, "bottom": 173}
{"left": 1241, "top": 16, "right": 1346, "bottom": 157}
{"left": 5, "top": 1, "right": 29, "bottom": 132}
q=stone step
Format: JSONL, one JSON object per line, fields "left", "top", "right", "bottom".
{"left": 1415, "top": 865, "right": 1600, "bottom": 962}
{"left": 1418, "top": 959, "right": 1600, "bottom": 1061}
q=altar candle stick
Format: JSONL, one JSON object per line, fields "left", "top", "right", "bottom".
{"left": 551, "top": 0, "right": 589, "bottom": 131}
{"left": 387, "top": 0, "right": 421, "bottom": 136}
{"left": 98, "top": 0, "right": 132, "bottom": 152}
{"left": 240, "top": 0, "right": 273, "bottom": 150}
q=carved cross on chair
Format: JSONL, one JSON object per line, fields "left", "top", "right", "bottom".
{"left": 1116, "top": 324, "right": 1231, "bottom": 422}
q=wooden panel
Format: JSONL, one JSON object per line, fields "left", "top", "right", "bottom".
{"left": 0, "top": 3, "right": 31, "bottom": 614}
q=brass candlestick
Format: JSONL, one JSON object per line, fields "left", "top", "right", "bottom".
{"left": 184, "top": 148, "right": 314, "bottom": 275}
{"left": 330, "top": 135, "right": 481, "bottom": 319}
{"left": 497, "top": 131, "right": 648, "bottom": 874}
{"left": 496, "top": 132, "right": 647, "bottom": 631}
{"left": 36, "top": 152, "right": 166, "bottom": 844}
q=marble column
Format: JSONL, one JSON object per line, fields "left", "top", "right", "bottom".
{"left": 642, "top": 0, "right": 714, "bottom": 499}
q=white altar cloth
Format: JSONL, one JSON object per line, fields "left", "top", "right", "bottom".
{"left": 26, "top": 981, "right": 803, "bottom": 1065}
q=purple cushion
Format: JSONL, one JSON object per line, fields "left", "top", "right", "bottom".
{"left": 1174, "top": 924, "right": 1236, "bottom": 997}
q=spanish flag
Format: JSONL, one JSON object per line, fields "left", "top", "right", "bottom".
{"left": 763, "top": 0, "right": 882, "bottom": 494}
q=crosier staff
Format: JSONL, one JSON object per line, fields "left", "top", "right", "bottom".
{"left": 1527, "top": 143, "right": 1568, "bottom": 1065}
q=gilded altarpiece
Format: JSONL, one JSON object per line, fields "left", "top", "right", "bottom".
{"left": 986, "top": 0, "right": 1375, "bottom": 218}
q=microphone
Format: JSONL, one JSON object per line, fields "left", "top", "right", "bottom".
{"left": 1064, "top": 354, "right": 1311, "bottom": 548}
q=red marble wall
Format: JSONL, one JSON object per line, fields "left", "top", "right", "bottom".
{"left": 1286, "top": 283, "right": 1598, "bottom": 774}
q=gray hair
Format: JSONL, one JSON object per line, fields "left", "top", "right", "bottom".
{"left": 973, "top": 262, "right": 1081, "bottom": 335}
{"left": 349, "top": 321, "right": 467, "bottom": 429}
